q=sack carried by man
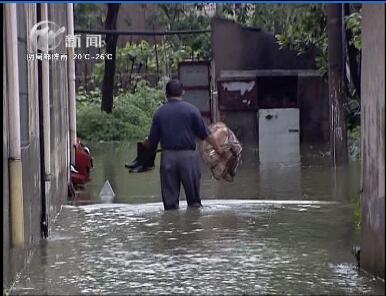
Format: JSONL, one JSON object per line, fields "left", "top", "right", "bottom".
{"left": 198, "top": 122, "right": 242, "bottom": 182}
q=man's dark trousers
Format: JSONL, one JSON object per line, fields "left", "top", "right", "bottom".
{"left": 160, "top": 150, "right": 202, "bottom": 210}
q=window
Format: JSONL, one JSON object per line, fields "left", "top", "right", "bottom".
{"left": 257, "top": 76, "right": 298, "bottom": 109}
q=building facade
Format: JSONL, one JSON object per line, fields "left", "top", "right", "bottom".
{"left": 209, "top": 18, "right": 330, "bottom": 162}
{"left": 3, "top": 3, "right": 75, "bottom": 288}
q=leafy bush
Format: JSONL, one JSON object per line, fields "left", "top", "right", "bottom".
{"left": 345, "top": 11, "right": 361, "bottom": 51}
{"left": 77, "top": 81, "right": 165, "bottom": 141}
{"left": 348, "top": 125, "right": 360, "bottom": 160}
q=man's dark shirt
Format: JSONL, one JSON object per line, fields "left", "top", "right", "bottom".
{"left": 148, "top": 99, "right": 209, "bottom": 150}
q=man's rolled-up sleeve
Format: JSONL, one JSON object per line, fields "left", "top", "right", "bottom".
{"left": 193, "top": 109, "right": 210, "bottom": 140}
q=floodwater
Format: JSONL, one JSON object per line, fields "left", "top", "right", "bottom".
{"left": 10, "top": 142, "right": 385, "bottom": 295}
{"left": 70, "top": 142, "right": 361, "bottom": 204}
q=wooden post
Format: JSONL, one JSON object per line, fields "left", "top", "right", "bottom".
{"left": 327, "top": 4, "right": 348, "bottom": 166}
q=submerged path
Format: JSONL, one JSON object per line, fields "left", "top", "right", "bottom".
{"left": 9, "top": 143, "right": 385, "bottom": 294}
{"left": 10, "top": 200, "right": 385, "bottom": 295}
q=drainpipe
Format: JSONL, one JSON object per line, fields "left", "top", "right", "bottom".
{"left": 41, "top": 4, "right": 51, "bottom": 216}
{"left": 67, "top": 3, "right": 76, "bottom": 166}
{"left": 5, "top": 4, "right": 25, "bottom": 248}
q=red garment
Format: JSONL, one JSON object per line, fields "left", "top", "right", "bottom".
{"left": 199, "top": 122, "right": 242, "bottom": 182}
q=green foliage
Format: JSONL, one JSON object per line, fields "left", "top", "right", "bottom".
{"left": 275, "top": 6, "right": 362, "bottom": 80}
{"left": 146, "top": 4, "right": 211, "bottom": 60}
{"left": 222, "top": 4, "right": 255, "bottom": 25}
{"left": 251, "top": 4, "right": 292, "bottom": 32}
{"left": 345, "top": 11, "right": 362, "bottom": 50}
{"left": 275, "top": 6, "right": 326, "bottom": 52}
{"left": 92, "top": 41, "right": 193, "bottom": 89}
{"left": 76, "top": 87, "right": 101, "bottom": 105}
{"left": 77, "top": 81, "right": 165, "bottom": 141}
{"left": 74, "top": 4, "right": 103, "bottom": 30}
{"left": 274, "top": 5, "right": 328, "bottom": 77}
{"left": 347, "top": 95, "right": 361, "bottom": 129}
{"left": 348, "top": 125, "right": 360, "bottom": 160}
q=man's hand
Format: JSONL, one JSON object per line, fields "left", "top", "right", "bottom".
{"left": 205, "top": 134, "right": 227, "bottom": 159}
{"left": 214, "top": 145, "right": 225, "bottom": 156}
{"left": 142, "top": 137, "right": 151, "bottom": 149}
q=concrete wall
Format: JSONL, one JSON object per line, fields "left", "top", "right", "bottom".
{"left": 18, "top": 3, "right": 43, "bottom": 276}
{"left": 211, "top": 17, "right": 318, "bottom": 78}
{"left": 3, "top": 4, "right": 42, "bottom": 288}
{"left": 360, "top": 4, "right": 385, "bottom": 279}
{"left": 48, "top": 4, "right": 70, "bottom": 231}
{"left": 3, "top": 19, "right": 11, "bottom": 286}
{"left": 298, "top": 77, "right": 330, "bottom": 143}
{"left": 3, "top": 4, "right": 71, "bottom": 288}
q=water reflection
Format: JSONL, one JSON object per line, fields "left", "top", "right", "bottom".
{"left": 81, "top": 142, "right": 360, "bottom": 205}
{"left": 259, "top": 162, "right": 302, "bottom": 199}
{"left": 149, "top": 209, "right": 206, "bottom": 253}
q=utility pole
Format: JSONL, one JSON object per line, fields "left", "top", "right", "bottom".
{"left": 327, "top": 4, "right": 348, "bottom": 166}
{"left": 215, "top": 3, "right": 223, "bottom": 17}
{"left": 101, "top": 4, "right": 120, "bottom": 113}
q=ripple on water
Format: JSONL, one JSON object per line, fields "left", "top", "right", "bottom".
{"left": 9, "top": 200, "right": 385, "bottom": 295}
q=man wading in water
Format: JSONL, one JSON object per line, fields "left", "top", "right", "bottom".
{"left": 143, "top": 79, "right": 224, "bottom": 210}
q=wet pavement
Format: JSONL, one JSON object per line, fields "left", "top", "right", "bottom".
{"left": 10, "top": 142, "right": 385, "bottom": 295}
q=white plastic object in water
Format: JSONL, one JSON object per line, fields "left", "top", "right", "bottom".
{"left": 99, "top": 180, "right": 115, "bottom": 203}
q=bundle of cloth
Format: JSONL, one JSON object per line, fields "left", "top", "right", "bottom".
{"left": 198, "top": 122, "right": 242, "bottom": 182}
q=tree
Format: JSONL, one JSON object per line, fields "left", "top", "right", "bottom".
{"left": 101, "top": 4, "right": 120, "bottom": 113}
{"left": 146, "top": 4, "right": 212, "bottom": 61}
{"left": 222, "top": 3, "right": 254, "bottom": 25}
{"left": 344, "top": 6, "right": 362, "bottom": 129}
{"left": 74, "top": 4, "right": 103, "bottom": 30}
{"left": 344, "top": 5, "right": 361, "bottom": 98}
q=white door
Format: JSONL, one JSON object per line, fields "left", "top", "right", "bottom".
{"left": 258, "top": 108, "right": 300, "bottom": 163}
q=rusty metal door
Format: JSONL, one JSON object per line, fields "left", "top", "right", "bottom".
{"left": 178, "top": 61, "right": 212, "bottom": 124}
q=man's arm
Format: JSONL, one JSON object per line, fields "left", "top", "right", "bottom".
{"left": 192, "top": 108, "right": 226, "bottom": 157}
{"left": 143, "top": 113, "right": 160, "bottom": 150}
